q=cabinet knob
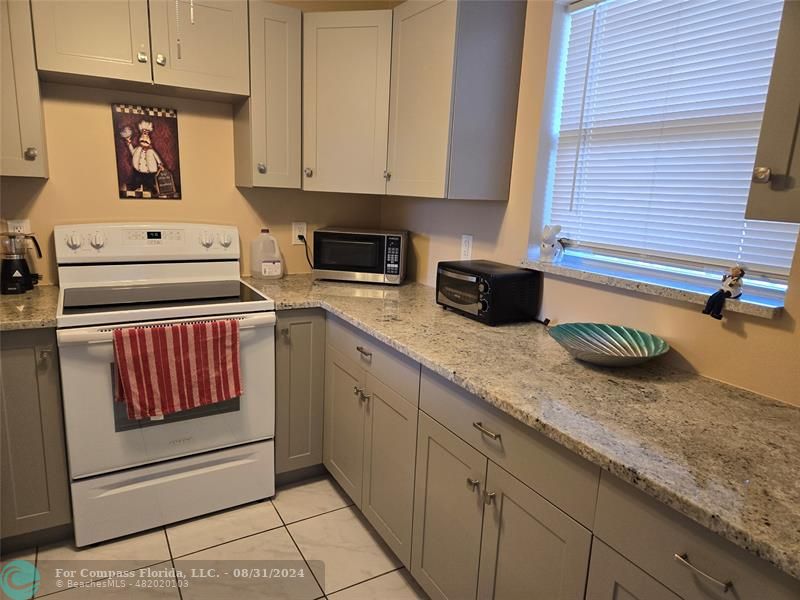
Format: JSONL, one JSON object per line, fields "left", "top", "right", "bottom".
{"left": 752, "top": 166, "right": 771, "bottom": 183}
{"left": 383, "top": 170, "right": 392, "bottom": 181}
{"left": 156, "top": 53, "right": 167, "bottom": 66}
{"left": 137, "top": 51, "right": 149, "bottom": 63}
{"left": 257, "top": 163, "right": 267, "bottom": 174}
{"left": 466, "top": 478, "right": 480, "bottom": 490}
{"left": 24, "top": 147, "right": 38, "bottom": 161}
{"left": 483, "top": 490, "right": 496, "bottom": 505}
{"left": 304, "top": 168, "right": 313, "bottom": 177}
{"left": 280, "top": 327, "right": 289, "bottom": 337}
{"left": 37, "top": 348, "right": 52, "bottom": 364}
{"left": 356, "top": 345, "right": 372, "bottom": 359}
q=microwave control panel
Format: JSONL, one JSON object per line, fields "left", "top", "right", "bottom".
{"left": 385, "top": 235, "right": 402, "bottom": 276}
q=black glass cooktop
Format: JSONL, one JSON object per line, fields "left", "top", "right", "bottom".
{"left": 62, "top": 280, "right": 267, "bottom": 315}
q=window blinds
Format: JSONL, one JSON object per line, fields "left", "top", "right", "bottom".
{"left": 548, "top": 0, "right": 798, "bottom": 277}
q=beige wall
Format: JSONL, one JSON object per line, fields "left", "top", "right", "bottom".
{"left": 380, "top": 0, "right": 800, "bottom": 405}
{"left": 0, "top": 83, "right": 382, "bottom": 283}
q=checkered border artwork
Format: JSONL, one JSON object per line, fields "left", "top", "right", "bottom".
{"left": 112, "top": 103, "right": 181, "bottom": 200}
{"left": 113, "top": 104, "right": 178, "bottom": 119}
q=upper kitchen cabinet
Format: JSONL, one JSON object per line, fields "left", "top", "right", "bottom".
{"left": 1, "top": 0, "right": 48, "bottom": 177}
{"left": 234, "top": 0, "right": 301, "bottom": 188}
{"left": 30, "top": 0, "right": 249, "bottom": 96}
{"left": 30, "top": 0, "right": 153, "bottom": 83}
{"left": 746, "top": 0, "right": 800, "bottom": 222}
{"left": 302, "top": 10, "right": 392, "bottom": 194}
{"left": 386, "top": 0, "right": 526, "bottom": 201}
{"left": 148, "top": 0, "right": 249, "bottom": 96}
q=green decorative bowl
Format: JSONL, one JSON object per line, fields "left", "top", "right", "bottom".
{"left": 548, "top": 323, "right": 670, "bottom": 367}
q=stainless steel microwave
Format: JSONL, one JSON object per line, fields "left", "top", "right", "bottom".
{"left": 312, "top": 227, "right": 408, "bottom": 285}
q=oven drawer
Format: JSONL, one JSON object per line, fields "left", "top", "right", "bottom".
{"left": 594, "top": 472, "right": 800, "bottom": 600}
{"left": 327, "top": 314, "right": 420, "bottom": 404}
{"left": 72, "top": 441, "right": 274, "bottom": 547}
{"left": 420, "top": 368, "right": 599, "bottom": 528}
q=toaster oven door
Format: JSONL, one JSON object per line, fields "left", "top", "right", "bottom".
{"left": 437, "top": 268, "right": 481, "bottom": 315}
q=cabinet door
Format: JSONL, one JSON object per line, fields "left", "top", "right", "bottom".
{"left": 1, "top": 330, "right": 71, "bottom": 538}
{"left": 411, "top": 412, "right": 486, "bottom": 600}
{"left": 477, "top": 462, "right": 592, "bottom": 600}
{"left": 746, "top": 0, "right": 800, "bottom": 222}
{"left": 30, "top": 0, "right": 152, "bottom": 83}
{"left": 275, "top": 310, "right": 325, "bottom": 475}
{"left": 586, "top": 540, "right": 682, "bottom": 600}
{"left": 386, "top": 0, "right": 457, "bottom": 198}
{"left": 361, "top": 375, "right": 417, "bottom": 567}
{"left": 302, "top": 10, "right": 392, "bottom": 194}
{"left": 323, "top": 345, "right": 366, "bottom": 507}
{"left": 149, "top": 0, "right": 249, "bottom": 95}
{"left": 236, "top": 1, "right": 301, "bottom": 188}
{"left": 1, "top": 0, "right": 48, "bottom": 177}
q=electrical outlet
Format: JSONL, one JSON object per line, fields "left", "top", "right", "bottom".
{"left": 460, "top": 234, "right": 473, "bottom": 260}
{"left": 292, "top": 222, "right": 307, "bottom": 245}
{"left": 7, "top": 219, "right": 30, "bottom": 234}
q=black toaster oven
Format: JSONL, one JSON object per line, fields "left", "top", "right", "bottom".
{"left": 436, "top": 260, "right": 541, "bottom": 325}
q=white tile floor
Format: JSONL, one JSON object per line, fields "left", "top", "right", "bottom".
{"left": 1, "top": 476, "right": 427, "bottom": 600}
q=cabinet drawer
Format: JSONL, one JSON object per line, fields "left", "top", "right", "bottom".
{"left": 595, "top": 472, "right": 800, "bottom": 600}
{"left": 327, "top": 315, "right": 420, "bottom": 404}
{"left": 419, "top": 368, "right": 599, "bottom": 528}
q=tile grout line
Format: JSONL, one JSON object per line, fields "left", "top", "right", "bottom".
{"left": 162, "top": 526, "right": 184, "bottom": 600}
{"left": 325, "top": 565, "right": 405, "bottom": 597}
{"left": 275, "top": 501, "right": 329, "bottom": 597}
{"left": 274, "top": 502, "right": 354, "bottom": 528}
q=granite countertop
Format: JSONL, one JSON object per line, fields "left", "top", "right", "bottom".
{"left": 0, "top": 285, "right": 59, "bottom": 331}
{"left": 249, "top": 275, "right": 800, "bottom": 581}
{"left": 3, "top": 276, "right": 799, "bottom": 580}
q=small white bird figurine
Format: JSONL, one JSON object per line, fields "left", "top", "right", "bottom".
{"left": 540, "top": 224, "right": 563, "bottom": 262}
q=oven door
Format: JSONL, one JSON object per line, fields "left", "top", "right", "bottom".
{"left": 437, "top": 268, "right": 482, "bottom": 315}
{"left": 57, "top": 312, "right": 275, "bottom": 479}
{"left": 314, "top": 232, "right": 386, "bottom": 277}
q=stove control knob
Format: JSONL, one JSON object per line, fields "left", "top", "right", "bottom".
{"left": 66, "top": 233, "right": 82, "bottom": 250}
{"left": 90, "top": 232, "right": 105, "bottom": 249}
{"left": 200, "top": 231, "right": 215, "bottom": 248}
{"left": 219, "top": 233, "right": 233, "bottom": 248}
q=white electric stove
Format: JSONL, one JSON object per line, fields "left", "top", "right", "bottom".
{"left": 54, "top": 223, "right": 276, "bottom": 547}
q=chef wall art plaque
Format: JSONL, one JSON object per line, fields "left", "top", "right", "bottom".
{"left": 112, "top": 104, "right": 182, "bottom": 199}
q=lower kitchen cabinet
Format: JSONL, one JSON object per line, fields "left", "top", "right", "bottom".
{"left": 411, "top": 412, "right": 486, "bottom": 600}
{"left": 323, "top": 345, "right": 366, "bottom": 503}
{"left": 323, "top": 325, "right": 420, "bottom": 567}
{"left": 275, "top": 309, "right": 325, "bottom": 475}
{"left": 361, "top": 374, "right": 417, "bottom": 566}
{"left": 586, "top": 540, "right": 682, "bottom": 600}
{"left": 0, "top": 329, "right": 70, "bottom": 538}
{"left": 477, "top": 462, "right": 592, "bottom": 599}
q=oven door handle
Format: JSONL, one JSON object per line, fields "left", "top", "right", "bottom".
{"left": 57, "top": 313, "right": 276, "bottom": 345}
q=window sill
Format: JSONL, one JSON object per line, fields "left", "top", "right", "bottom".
{"left": 522, "top": 250, "right": 785, "bottom": 320}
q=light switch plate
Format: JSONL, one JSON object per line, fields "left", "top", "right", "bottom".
{"left": 7, "top": 219, "right": 30, "bottom": 234}
{"left": 292, "top": 222, "right": 307, "bottom": 245}
{"left": 460, "top": 234, "right": 473, "bottom": 260}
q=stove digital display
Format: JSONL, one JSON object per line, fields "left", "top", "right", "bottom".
{"left": 147, "top": 231, "right": 162, "bottom": 240}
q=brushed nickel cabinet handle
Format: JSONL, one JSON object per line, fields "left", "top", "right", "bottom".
{"left": 466, "top": 478, "right": 480, "bottom": 490}
{"left": 257, "top": 163, "right": 267, "bottom": 174}
{"left": 137, "top": 50, "right": 149, "bottom": 63}
{"left": 353, "top": 385, "right": 363, "bottom": 396}
{"left": 37, "top": 348, "right": 52, "bottom": 364}
{"left": 360, "top": 392, "right": 371, "bottom": 404}
{"left": 24, "top": 147, "right": 38, "bottom": 161}
{"left": 156, "top": 53, "right": 167, "bottom": 66}
{"left": 304, "top": 168, "right": 313, "bottom": 177}
{"left": 473, "top": 421, "right": 501, "bottom": 440}
{"left": 673, "top": 553, "right": 732, "bottom": 593}
{"left": 356, "top": 346, "right": 372, "bottom": 359}
{"left": 483, "top": 490, "right": 496, "bottom": 505}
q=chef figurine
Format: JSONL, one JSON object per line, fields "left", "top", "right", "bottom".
{"left": 703, "top": 265, "right": 745, "bottom": 320}
{"left": 120, "top": 120, "right": 163, "bottom": 193}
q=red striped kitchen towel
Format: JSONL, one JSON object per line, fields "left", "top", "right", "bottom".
{"left": 113, "top": 320, "right": 242, "bottom": 420}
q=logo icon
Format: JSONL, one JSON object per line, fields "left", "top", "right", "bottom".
{"left": 0, "top": 559, "right": 40, "bottom": 600}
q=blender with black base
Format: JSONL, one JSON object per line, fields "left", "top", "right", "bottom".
{"left": 1, "top": 232, "right": 42, "bottom": 294}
